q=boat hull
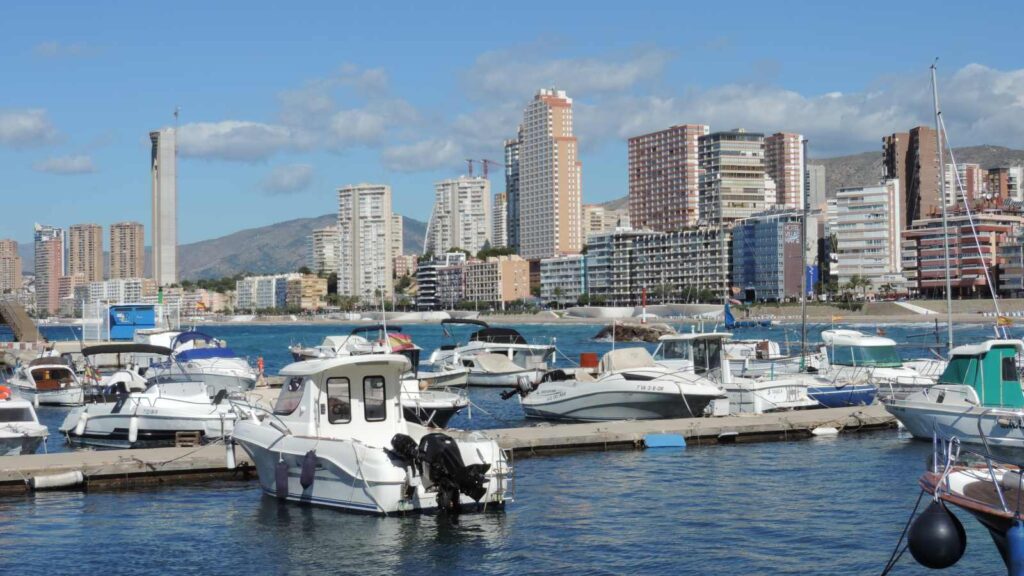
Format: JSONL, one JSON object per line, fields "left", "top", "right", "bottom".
{"left": 60, "top": 403, "right": 236, "bottom": 448}
{"left": 0, "top": 434, "right": 45, "bottom": 456}
{"left": 13, "top": 385, "right": 84, "bottom": 407}
{"left": 468, "top": 369, "right": 544, "bottom": 387}
{"left": 521, "top": 388, "right": 714, "bottom": 422}
{"left": 418, "top": 369, "right": 469, "bottom": 389}
{"left": 806, "top": 384, "right": 877, "bottom": 408}
{"left": 886, "top": 402, "right": 1024, "bottom": 449}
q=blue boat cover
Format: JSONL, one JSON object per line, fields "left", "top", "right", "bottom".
{"left": 175, "top": 347, "right": 238, "bottom": 361}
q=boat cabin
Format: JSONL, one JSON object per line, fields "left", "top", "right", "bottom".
{"left": 937, "top": 340, "right": 1024, "bottom": 409}
{"left": 271, "top": 354, "right": 412, "bottom": 446}
{"left": 653, "top": 333, "right": 733, "bottom": 379}
{"left": 23, "top": 357, "right": 78, "bottom": 391}
{"left": 821, "top": 329, "right": 902, "bottom": 368}
{"left": 0, "top": 395, "right": 38, "bottom": 424}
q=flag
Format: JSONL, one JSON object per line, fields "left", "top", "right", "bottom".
{"left": 831, "top": 315, "right": 843, "bottom": 322}
{"left": 998, "top": 316, "right": 1014, "bottom": 327}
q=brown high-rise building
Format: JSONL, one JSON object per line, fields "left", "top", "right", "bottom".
{"left": 36, "top": 236, "right": 63, "bottom": 315}
{"left": 0, "top": 239, "right": 21, "bottom": 294}
{"left": 68, "top": 224, "right": 104, "bottom": 283}
{"left": 110, "top": 221, "right": 145, "bottom": 279}
{"left": 764, "top": 132, "right": 805, "bottom": 209}
{"left": 628, "top": 124, "right": 709, "bottom": 231}
{"left": 883, "top": 126, "right": 939, "bottom": 228}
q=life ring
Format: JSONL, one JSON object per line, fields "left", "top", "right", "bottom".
{"left": 0, "top": 385, "right": 11, "bottom": 401}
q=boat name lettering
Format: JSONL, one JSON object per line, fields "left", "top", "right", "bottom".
{"left": 637, "top": 384, "right": 664, "bottom": 392}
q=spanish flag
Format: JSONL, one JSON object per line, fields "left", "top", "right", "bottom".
{"left": 831, "top": 315, "right": 843, "bottom": 322}
{"left": 998, "top": 316, "right": 1014, "bottom": 327}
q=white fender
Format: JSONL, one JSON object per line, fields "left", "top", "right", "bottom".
{"left": 128, "top": 416, "right": 139, "bottom": 444}
{"left": 74, "top": 411, "right": 89, "bottom": 436}
{"left": 225, "top": 441, "right": 237, "bottom": 470}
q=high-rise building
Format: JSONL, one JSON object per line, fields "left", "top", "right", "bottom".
{"left": 540, "top": 254, "right": 587, "bottom": 305}
{"left": 698, "top": 129, "right": 767, "bottom": 225}
{"left": 391, "top": 213, "right": 404, "bottom": 267}
{"left": 68, "top": 224, "right": 104, "bottom": 283}
{"left": 883, "top": 126, "right": 938, "bottom": 228}
{"left": 109, "top": 221, "right": 145, "bottom": 280}
{"left": 628, "top": 124, "right": 709, "bottom": 231}
{"left": 33, "top": 223, "right": 66, "bottom": 276}
{"left": 464, "top": 255, "right": 531, "bottom": 306}
{"left": 424, "top": 176, "right": 491, "bottom": 256}
{"left": 731, "top": 210, "right": 816, "bottom": 301}
{"left": 337, "top": 183, "right": 394, "bottom": 301}
{"left": 34, "top": 228, "right": 64, "bottom": 315}
{"left": 308, "top": 226, "right": 341, "bottom": 276}
{"left": 491, "top": 192, "right": 508, "bottom": 248}
{"left": 504, "top": 133, "right": 521, "bottom": 252}
{"left": 0, "top": 239, "right": 21, "bottom": 294}
{"left": 987, "top": 166, "right": 1024, "bottom": 202}
{"left": 517, "top": 89, "right": 582, "bottom": 259}
{"left": 151, "top": 127, "right": 178, "bottom": 286}
{"left": 833, "top": 180, "right": 906, "bottom": 293}
{"left": 805, "top": 164, "right": 827, "bottom": 213}
{"left": 764, "top": 132, "right": 805, "bottom": 209}
{"left": 944, "top": 163, "right": 986, "bottom": 205}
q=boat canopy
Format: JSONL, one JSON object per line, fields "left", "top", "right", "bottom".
{"left": 351, "top": 324, "right": 403, "bottom": 335}
{"left": 472, "top": 353, "right": 524, "bottom": 374}
{"left": 821, "top": 329, "right": 896, "bottom": 348}
{"left": 470, "top": 327, "right": 527, "bottom": 344}
{"left": 600, "top": 348, "right": 657, "bottom": 372}
{"left": 175, "top": 347, "right": 239, "bottom": 362}
{"left": 81, "top": 343, "right": 172, "bottom": 357}
{"left": 28, "top": 356, "right": 73, "bottom": 367}
{"left": 171, "top": 331, "right": 219, "bottom": 349}
{"left": 440, "top": 318, "right": 489, "bottom": 328}
{"left": 939, "top": 339, "right": 1024, "bottom": 408}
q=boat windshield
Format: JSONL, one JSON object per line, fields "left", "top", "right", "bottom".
{"left": 829, "top": 345, "right": 902, "bottom": 367}
{"left": 0, "top": 407, "right": 34, "bottom": 423}
{"left": 654, "top": 340, "right": 691, "bottom": 361}
{"left": 274, "top": 377, "right": 306, "bottom": 415}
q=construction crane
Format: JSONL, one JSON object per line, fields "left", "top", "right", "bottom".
{"left": 480, "top": 159, "right": 504, "bottom": 179}
{"left": 465, "top": 159, "right": 475, "bottom": 177}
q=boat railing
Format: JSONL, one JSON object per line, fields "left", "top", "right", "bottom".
{"left": 932, "top": 430, "right": 1024, "bottom": 519}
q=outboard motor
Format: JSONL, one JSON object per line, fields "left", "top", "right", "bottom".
{"left": 500, "top": 374, "right": 539, "bottom": 400}
{"left": 417, "top": 433, "right": 491, "bottom": 515}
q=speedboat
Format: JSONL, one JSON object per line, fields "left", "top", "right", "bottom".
{"left": 78, "top": 343, "right": 173, "bottom": 402}
{"left": 884, "top": 339, "right": 1024, "bottom": 449}
{"left": 820, "top": 329, "right": 937, "bottom": 401}
{"left": 723, "top": 338, "right": 822, "bottom": 378}
{"left": 145, "top": 331, "right": 257, "bottom": 395}
{"left": 59, "top": 377, "right": 254, "bottom": 448}
{"left": 230, "top": 354, "right": 512, "bottom": 515}
{"left": 289, "top": 325, "right": 404, "bottom": 361}
{"left": 506, "top": 347, "right": 724, "bottom": 422}
{"left": 455, "top": 353, "right": 545, "bottom": 387}
{"left": 9, "top": 354, "right": 84, "bottom": 406}
{"left": 0, "top": 386, "right": 48, "bottom": 455}
{"left": 427, "top": 319, "right": 554, "bottom": 386}
{"left": 653, "top": 332, "right": 817, "bottom": 414}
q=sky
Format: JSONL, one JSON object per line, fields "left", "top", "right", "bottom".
{"left": 2, "top": 0, "right": 1023, "bottom": 246}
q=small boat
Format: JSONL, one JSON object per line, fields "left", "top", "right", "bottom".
{"left": 78, "top": 343, "right": 173, "bottom": 402}
{"left": 507, "top": 347, "right": 724, "bottom": 422}
{"left": 400, "top": 377, "right": 468, "bottom": 428}
{"left": 0, "top": 386, "right": 48, "bottom": 456}
{"left": 456, "top": 353, "right": 545, "bottom": 388}
{"left": 289, "top": 325, "right": 402, "bottom": 361}
{"left": 417, "top": 366, "right": 470, "bottom": 389}
{"left": 884, "top": 339, "right": 1024, "bottom": 449}
{"left": 820, "top": 329, "right": 936, "bottom": 401}
{"left": 427, "top": 319, "right": 554, "bottom": 386}
{"left": 144, "top": 331, "right": 258, "bottom": 396}
{"left": 9, "top": 354, "right": 84, "bottom": 406}
{"left": 231, "top": 354, "right": 511, "bottom": 515}
{"left": 723, "top": 338, "right": 819, "bottom": 377}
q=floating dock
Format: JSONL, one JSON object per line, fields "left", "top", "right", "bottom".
{"left": 0, "top": 404, "right": 895, "bottom": 494}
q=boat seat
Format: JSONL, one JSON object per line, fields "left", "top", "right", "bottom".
{"left": 600, "top": 348, "right": 657, "bottom": 372}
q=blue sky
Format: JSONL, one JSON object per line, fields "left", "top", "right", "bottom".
{"left": 2, "top": 0, "right": 1023, "bottom": 246}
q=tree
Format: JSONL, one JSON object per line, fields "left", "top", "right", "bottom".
{"left": 552, "top": 286, "right": 565, "bottom": 309}
{"left": 476, "top": 245, "right": 516, "bottom": 260}
{"left": 298, "top": 266, "right": 312, "bottom": 275}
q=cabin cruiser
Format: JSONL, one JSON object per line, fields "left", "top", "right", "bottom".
{"left": 505, "top": 347, "right": 724, "bottom": 422}
{"left": 724, "top": 339, "right": 822, "bottom": 377}
{"left": 289, "top": 326, "right": 407, "bottom": 361}
{"left": 0, "top": 387, "right": 48, "bottom": 455}
{"left": 884, "top": 339, "right": 1024, "bottom": 449}
{"left": 231, "top": 354, "right": 511, "bottom": 514}
{"left": 427, "top": 319, "right": 554, "bottom": 386}
{"left": 653, "top": 333, "right": 818, "bottom": 414}
{"left": 142, "top": 331, "right": 257, "bottom": 395}
{"left": 78, "top": 343, "right": 173, "bottom": 402}
{"left": 59, "top": 376, "right": 257, "bottom": 448}
{"left": 9, "top": 355, "right": 84, "bottom": 406}
{"left": 820, "top": 329, "right": 937, "bottom": 400}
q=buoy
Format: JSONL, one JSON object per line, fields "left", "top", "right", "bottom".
{"left": 811, "top": 426, "right": 839, "bottom": 436}
{"left": 74, "top": 412, "right": 89, "bottom": 436}
{"left": 29, "top": 470, "right": 85, "bottom": 491}
{"left": 275, "top": 459, "right": 290, "bottom": 499}
{"left": 128, "top": 416, "right": 139, "bottom": 444}
{"left": 300, "top": 450, "right": 317, "bottom": 489}
{"left": 225, "top": 441, "right": 237, "bottom": 470}
{"left": 908, "top": 500, "right": 966, "bottom": 569}
{"left": 1008, "top": 520, "right": 1024, "bottom": 576}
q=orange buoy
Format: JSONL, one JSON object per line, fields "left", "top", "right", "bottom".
{"left": 0, "top": 385, "right": 11, "bottom": 401}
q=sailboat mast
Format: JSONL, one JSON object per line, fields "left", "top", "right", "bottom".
{"left": 931, "top": 62, "right": 954, "bottom": 354}
{"left": 800, "top": 138, "right": 809, "bottom": 366}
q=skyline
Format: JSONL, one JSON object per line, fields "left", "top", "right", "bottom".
{"left": 2, "top": 1, "right": 1024, "bottom": 246}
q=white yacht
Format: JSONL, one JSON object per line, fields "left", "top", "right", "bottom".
{"left": 427, "top": 319, "right": 554, "bottom": 386}
{"left": 0, "top": 387, "right": 48, "bottom": 456}
{"left": 820, "top": 329, "right": 938, "bottom": 400}
{"left": 507, "top": 347, "right": 724, "bottom": 422}
{"left": 231, "top": 354, "right": 511, "bottom": 515}
{"left": 143, "top": 331, "right": 257, "bottom": 396}
{"left": 9, "top": 355, "right": 84, "bottom": 406}
{"left": 653, "top": 333, "right": 818, "bottom": 414}
{"left": 724, "top": 338, "right": 822, "bottom": 377}
{"left": 289, "top": 326, "right": 401, "bottom": 361}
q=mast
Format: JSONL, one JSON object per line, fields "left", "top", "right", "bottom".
{"left": 800, "top": 138, "right": 809, "bottom": 369}
{"left": 931, "top": 61, "right": 954, "bottom": 354}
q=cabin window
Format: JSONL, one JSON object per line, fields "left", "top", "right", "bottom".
{"left": 0, "top": 407, "right": 33, "bottom": 423}
{"left": 363, "top": 376, "right": 386, "bottom": 422}
{"left": 656, "top": 340, "right": 690, "bottom": 361}
{"left": 693, "top": 339, "right": 722, "bottom": 374}
{"left": 1003, "top": 357, "right": 1018, "bottom": 382}
{"left": 326, "top": 377, "right": 351, "bottom": 424}
{"left": 273, "top": 377, "right": 306, "bottom": 415}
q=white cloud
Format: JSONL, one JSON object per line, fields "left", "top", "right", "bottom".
{"left": 177, "top": 121, "right": 313, "bottom": 161}
{"left": 337, "top": 63, "right": 389, "bottom": 95}
{"left": 33, "top": 154, "right": 95, "bottom": 174}
{"left": 382, "top": 139, "right": 462, "bottom": 172}
{"left": 0, "top": 109, "right": 59, "bottom": 147}
{"left": 260, "top": 164, "right": 313, "bottom": 195}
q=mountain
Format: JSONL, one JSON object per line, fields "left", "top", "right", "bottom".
{"left": 597, "top": 196, "right": 629, "bottom": 211}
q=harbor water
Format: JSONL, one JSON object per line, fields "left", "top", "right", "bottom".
{"left": 1, "top": 321, "right": 1016, "bottom": 574}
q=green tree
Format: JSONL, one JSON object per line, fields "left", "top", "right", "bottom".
{"left": 298, "top": 266, "right": 312, "bottom": 275}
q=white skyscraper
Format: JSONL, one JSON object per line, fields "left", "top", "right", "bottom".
{"left": 338, "top": 184, "right": 394, "bottom": 301}
{"left": 308, "top": 226, "right": 341, "bottom": 276}
{"left": 492, "top": 192, "right": 508, "bottom": 248}
{"left": 150, "top": 128, "right": 178, "bottom": 286}
{"left": 424, "top": 176, "right": 491, "bottom": 256}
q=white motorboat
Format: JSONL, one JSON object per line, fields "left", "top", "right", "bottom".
{"left": 231, "top": 354, "right": 511, "bottom": 515}
{"left": 427, "top": 319, "right": 554, "bottom": 386}
{"left": 884, "top": 339, "right": 1024, "bottom": 449}
{"left": 507, "top": 347, "right": 724, "bottom": 422}
{"left": 78, "top": 343, "right": 173, "bottom": 402}
{"left": 0, "top": 387, "right": 48, "bottom": 456}
{"left": 59, "top": 378, "right": 252, "bottom": 448}
{"left": 418, "top": 366, "right": 470, "bottom": 389}
{"left": 143, "top": 331, "right": 257, "bottom": 396}
{"left": 289, "top": 325, "right": 402, "bottom": 361}
{"left": 724, "top": 338, "right": 822, "bottom": 377}
{"left": 453, "top": 353, "right": 545, "bottom": 388}
{"left": 653, "top": 332, "right": 818, "bottom": 414}
{"left": 9, "top": 355, "right": 84, "bottom": 406}
{"left": 400, "top": 377, "right": 468, "bottom": 428}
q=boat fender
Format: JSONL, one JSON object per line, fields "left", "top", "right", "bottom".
{"left": 275, "top": 459, "right": 289, "bottom": 499}
{"left": 128, "top": 416, "right": 139, "bottom": 444}
{"left": 29, "top": 470, "right": 85, "bottom": 491}
{"left": 1009, "top": 520, "right": 1024, "bottom": 576}
{"left": 225, "top": 440, "right": 237, "bottom": 470}
{"left": 74, "top": 411, "right": 89, "bottom": 436}
{"left": 300, "top": 450, "right": 316, "bottom": 489}
{"left": 908, "top": 500, "right": 966, "bottom": 569}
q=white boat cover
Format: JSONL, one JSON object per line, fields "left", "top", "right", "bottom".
{"left": 473, "top": 353, "right": 526, "bottom": 374}
{"left": 600, "top": 348, "right": 657, "bottom": 372}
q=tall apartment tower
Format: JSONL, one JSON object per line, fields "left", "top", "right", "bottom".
{"left": 628, "top": 123, "right": 709, "bottom": 231}
{"left": 424, "top": 176, "right": 492, "bottom": 256}
{"left": 883, "top": 126, "right": 938, "bottom": 229}
{"left": 516, "top": 89, "right": 582, "bottom": 259}
{"left": 698, "top": 129, "right": 768, "bottom": 225}
{"left": 391, "top": 213, "right": 404, "bottom": 264}
{"left": 805, "top": 164, "right": 827, "bottom": 213}
{"left": 944, "top": 163, "right": 986, "bottom": 205}
{"left": 0, "top": 239, "right": 22, "bottom": 294}
{"left": 33, "top": 224, "right": 64, "bottom": 315}
{"left": 504, "top": 133, "right": 521, "bottom": 252}
{"left": 110, "top": 221, "right": 145, "bottom": 279}
{"left": 150, "top": 127, "right": 178, "bottom": 286}
{"left": 308, "top": 225, "right": 341, "bottom": 276}
{"left": 492, "top": 192, "right": 508, "bottom": 248}
{"left": 764, "top": 132, "right": 805, "bottom": 209}
{"left": 68, "top": 223, "right": 104, "bottom": 283}
{"left": 337, "top": 183, "right": 394, "bottom": 301}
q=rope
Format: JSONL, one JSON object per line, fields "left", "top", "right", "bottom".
{"left": 880, "top": 489, "right": 925, "bottom": 575}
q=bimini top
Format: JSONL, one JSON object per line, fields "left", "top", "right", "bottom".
{"left": 658, "top": 332, "right": 733, "bottom": 342}
{"left": 441, "top": 318, "right": 489, "bottom": 328}
{"left": 822, "top": 329, "right": 895, "bottom": 348}
{"left": 279, "top": 353, "right": 412, "bottom": 377}
{"left": 81, "top": 343, "right": 172, "bottom": 357}
{"left": 470, "top": 327, "right": 527, "bottom": 344}
{"left": 176, "top": 347, "right": 239, "bottom": 362}
{"left": 949, "top": 339, "right": 1024, "bottom": 358}
{"left": 171, "top": 331, "right": 220, "bottom": 349}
